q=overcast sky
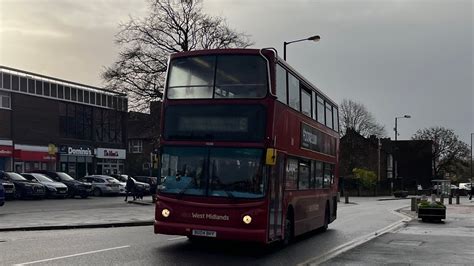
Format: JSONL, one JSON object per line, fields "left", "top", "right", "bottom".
{"left": 1, "top": 0, "right": 472, "bottom": 144}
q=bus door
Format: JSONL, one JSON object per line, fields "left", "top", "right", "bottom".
{"left": 268, "top": 154, "right": 284, "bottom": 240}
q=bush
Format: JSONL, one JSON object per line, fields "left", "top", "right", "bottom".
{"left": 418, "top": 200, "right": 446, "bottom": 209}
{"left": 352, "top": 168, "right": 377, "bottom": 189}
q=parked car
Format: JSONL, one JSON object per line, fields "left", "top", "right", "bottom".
{"left": 30, "top": 171, "right": 92, "bottom": 198}
{"left": 0, "top": 171, "right": 46, "bottom": 199}
{"left": 80, "top": 175, "right": 121, "bottom": 196}
{"left": 0, "top": 172, "right": 16, "bottom": 199}
{"left": 109, "top": 174, "right": 151, "bottom": 196}
{"left": 0, "top": 182, "right": 5, "bottom": 206}
{"left": 21, "top": 173, "right": 68, "bottom": 198}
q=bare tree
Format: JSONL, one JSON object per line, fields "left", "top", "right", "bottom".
{"left": 412, "top": 126, "right": 470, "bottom": 178}
{"left": 103, "top": 0, "right": 254, "bottom": 111}
{"left": 339, "top": 99, "right": 386, "bottom": 137}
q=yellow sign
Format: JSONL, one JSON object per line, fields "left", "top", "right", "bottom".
{"left": 48, "top": 144, "right": 57, "bottom": 155}
{"left": 265, "top": 148, "right": 277, "bottom": 165}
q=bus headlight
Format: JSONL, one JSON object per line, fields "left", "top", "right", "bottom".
{"left": 162, "top": 209, "right": 170, "bottom": 218}
{"left": 243, "top": 215, "right": 252, "bottom": 224}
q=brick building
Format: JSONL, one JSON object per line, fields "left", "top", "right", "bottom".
{"left": 0, "top": 66, "right": 128, "bottom": 178}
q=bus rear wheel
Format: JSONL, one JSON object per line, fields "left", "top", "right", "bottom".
{"left": 320, "top": 205, "right": 329, "bottom": 232}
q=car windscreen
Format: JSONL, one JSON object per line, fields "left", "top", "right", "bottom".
{"left": 159, "top": 146, "right": 266, "bottom": 199}
{"left": 57, "top": 172, "right": 75, "bottom": 181}
{"left": 8, "top": 172, "right": 28, "bottom": 181}
{"left": 33, "top": 174, "right": 54, "bottom": 182}
{"left": 167, "top": 55, "right": 268, "bottom": 99}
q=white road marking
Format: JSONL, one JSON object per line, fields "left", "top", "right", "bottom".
{"left": 15, "top": 245, "right": 130, "bottom": 265}
{"left": 298, "top": 210, "right": 412, "bottom": 266}
{"left": 167, "top": 236, "right": 187, "bottom": 241}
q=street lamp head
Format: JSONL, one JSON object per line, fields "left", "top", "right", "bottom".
{"left": 404, "top": 115, "right": 411, "bottom": 118}
{"left": 307, "top": 35, "right": 321, "bottom": 42}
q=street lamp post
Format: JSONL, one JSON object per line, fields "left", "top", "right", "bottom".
{"left": 394, "top": 115, "right": 411, "bottom": 141}
{"left": 283, "top": 35, "right": 320, "bottom": 61}
{"left": 392, "top": 114, "right": 411, "bottom": 193}
{"left": 470, "top": 133, "right": 473, "bottom": 199}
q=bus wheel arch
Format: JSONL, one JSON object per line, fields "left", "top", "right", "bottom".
{"left": 321, "top": 202, "right": 330, "bottom": 232}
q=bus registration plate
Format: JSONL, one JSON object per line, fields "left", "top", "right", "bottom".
{"left": 192, "top": 229, "right": 216, "bottom": 238}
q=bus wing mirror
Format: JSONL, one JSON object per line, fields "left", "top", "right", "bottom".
{"left": 265, "top": 148, "right": 277, "bottom": 165}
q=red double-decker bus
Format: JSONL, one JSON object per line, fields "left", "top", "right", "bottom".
{"left": 154, "top": 48, "right": 339, "bottom": 244}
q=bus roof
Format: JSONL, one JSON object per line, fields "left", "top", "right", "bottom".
{"left": 168, "top": 48, "right": 338, "bottom": 107}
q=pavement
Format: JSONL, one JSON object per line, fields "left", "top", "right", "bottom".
{"left": 320, "top": 197, "right": 474, "bottom": 265}
{"left": 0, "top": 196, "right": 155, "bottom": 231}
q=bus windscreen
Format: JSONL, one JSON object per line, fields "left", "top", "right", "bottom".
{"left": 159, "top": 147, "right": 266, "bottom": 199}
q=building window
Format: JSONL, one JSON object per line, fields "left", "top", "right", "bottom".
{"left": 2, "top": 73, "right": 10, "bottom": 90}
{"left": 20, "top": 77, "right": 27, "bottom": 92}
{"left": 325, "top": 101, "right": 333, "bottom": 129}
{"left": 0, "top": 91, "right": 11, "bottom": 109}
{"left": 11, "top": 75, "right": 19, "bottom": 91}
{"left": 51, "top": 83, "right": 57, "bottom": 97}
{"left": 28, "top": 79, "right": 35, "bottom": 94}
{"left": 36, "top": 80, "right": 43, "bottom": 95}
{"left": 129, "top": 139, "right": 143, "bottom": 153}
{"left": 43, "top": 82, "right": 50, "bottom": 96}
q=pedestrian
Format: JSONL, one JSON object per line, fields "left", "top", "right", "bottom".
{"left": 469, "top": 184, "right": 473, "bottom": 200}
{"left": 124, "top": 176, "right": 136, "bottom": 202}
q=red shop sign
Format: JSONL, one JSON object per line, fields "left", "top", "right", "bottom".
{"left": 14, "top": 150, "right": 56, "bottom": 162}
{"left": 0, "top": 145, "right": 13, "bottom": 157}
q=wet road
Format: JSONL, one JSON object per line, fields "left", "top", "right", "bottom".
{"left": 0, "top": 197, "right": 410, "bottom": 265}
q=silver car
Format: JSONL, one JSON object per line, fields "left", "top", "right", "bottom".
{"left": 80, "top": 175, "right": 121, "bottom": 196}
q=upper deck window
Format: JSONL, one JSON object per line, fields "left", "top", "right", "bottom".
{"left": 167, "top": 55, "right": 268, "bottom": 99}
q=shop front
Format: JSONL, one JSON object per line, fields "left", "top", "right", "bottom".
{"left": 0, "top": 140, "right": 13, "bottom": 171}
{"left": 58, "top": 145, "right": 94, "bottom": 178}
{"left": 13, "top": 144, "right": 56, "bottom": 173}
{"left": 95, "top": 148, "right": 126, "bottom": 175}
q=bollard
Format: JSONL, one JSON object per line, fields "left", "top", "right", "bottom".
{"left": 337, "top": 192, "right": 340, "bottom": 203}
{"left": 449, "top": 195, "right": 452, "bottom": 204}
{"left": 456, "top": 194, "right": 460, "bottom": 204}
{"left": 411, "top": 197, "right": 417, "bottom": 211}
{"left": 345, "top": 194, "right": 349, "bottom": 204}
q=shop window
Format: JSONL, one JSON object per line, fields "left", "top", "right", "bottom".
{"left": 0, "top": 91, "right": 11, "bottom": 109}
{"left": 129, "top": 139, "right": 143, "bottom": 153}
